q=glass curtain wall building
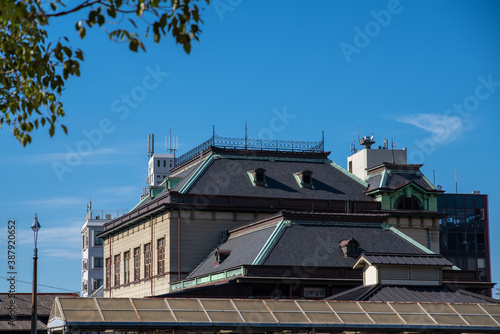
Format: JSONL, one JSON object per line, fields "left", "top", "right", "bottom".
{"left": 438, "top": 193, "right": 491, "bottom": 288}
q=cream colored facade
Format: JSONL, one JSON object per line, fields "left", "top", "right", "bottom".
{"left": 388, "top": 216, "right": 440, "bottom": 253}
{"left": 103, "top": 209, "right": 269, "bottom": 298}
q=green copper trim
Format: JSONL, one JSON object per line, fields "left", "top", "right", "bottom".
{"left": 380, "top": 169, "right": 388, "bottom": 188}
{"left": 252, "top": 219, "right": 288, "bottom": 265}
{"left": 217, "top": 154, "right": 329, "bottom": 164}
{"left": 129, "top": 194, "right": 149, "bottom": 212}
{"left": 327, "top": 160, "right": 369, "bottom": 187}
{"left": 179, "top": 154, "right": 215, "bottom": 194}
{"left": 247, "top": 171, "right": 268, "bottom": 187}
{"left": 167, "top": 177, "right": 182, "bottom": 190}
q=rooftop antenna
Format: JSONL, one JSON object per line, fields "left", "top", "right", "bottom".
{"left": 433, "top": 169, "right": 436, "bottom": 186}
{"left": 357, "top": 125, "right": 360, "bottom": 142}
{"left": 148, "top": 133, "right": 154, "bottom": 157}
{"left": 391, "top": 138, "right": 395, "bottom": 163}
{"left": 245, "top": 121, "right": 248, "bottom": 149}
{"left": 350, "top": 141, "right": 357, "bottom": 153}
{"left": 455, "top": 170, "right": 458, "bottom": 194}
{"left": 166, "top": 128, "right": 178, "bottom": 155}
{"left": 383, "top": 138, "right": 388, "bottom": 150}
{"left": 322, "top": 130, "right": 325, "bottom": 151}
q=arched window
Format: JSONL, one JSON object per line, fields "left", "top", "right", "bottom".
{"left": 395, "top": 196, "right": 422, "bottom": 210}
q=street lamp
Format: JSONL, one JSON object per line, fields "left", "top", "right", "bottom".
{"left": 31, "top": 214, "right": 41, "bottom": 334}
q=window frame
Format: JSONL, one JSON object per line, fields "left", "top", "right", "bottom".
{"left": 124, "top": 251, "right": 130, "bottom": 284}
{"left": 144, "top": 243, "right": 152, "bottom": 278}
{"left": 134, "top": 247, "right": 141, "bottom": 281}
{"left": 105, "top": 257, "right": 111, "bottom": 289}
{"left": 157, "top": 238, "right": 165, "bottom": 275}
{"left": 114, "top": 254, "right": 120, "bottom": 287}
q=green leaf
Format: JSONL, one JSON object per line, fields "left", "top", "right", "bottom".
{"left": 183, "top": 42, "right": 191, "bottom": 54}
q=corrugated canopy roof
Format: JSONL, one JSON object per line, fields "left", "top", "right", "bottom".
{"left": 48, "top": 297, "right": 500, "bottom": 333}
{"left": 353, "top": 253, "right": 453, "bottom": 268}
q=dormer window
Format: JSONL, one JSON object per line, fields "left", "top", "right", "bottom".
{"left": 248, "top": 168, "right": 267, "bottom": 187}
{"left": 294, "top": 170, "right": 313, "bottom": 189}
{"left": 214, "top": 249, "right": 231, "bottom": 265}
{"left": 339, "top": 238, "right": 360, "bottom": 257}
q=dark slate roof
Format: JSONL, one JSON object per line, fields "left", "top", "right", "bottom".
{"left": 366, "top": 163, "right": 438, "bottom": 193}
{"left": 187, "top": 216, "right": 428, "bottom": 279}
{"left": 326, "top": 284, "right": 500, "bottom": 304}
{"left": 188, "top": 225, "right": 277, "bottom": 278}
{"left": 366, "top": 173, "right": 382, "bottom": 189}
{"left": 186, "top": 157, "right": 370, "bottom": 201}
{"left": 356, "top": 253, "right": 453, "bottom": 267}
{"left": 386, "top": 173, "right": 433, "bottom": 191}
{"left": 262, "top": 224, "right": 426, "bottom": 268}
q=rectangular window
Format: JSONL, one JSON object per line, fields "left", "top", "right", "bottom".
{"left": 114, "top": 254, "right": 120, "bottom": 286}
{"left": 82, "top": 259, "right": 88, "bottom": 271}
{"left": 93, "top": 257, "right": 103, "bottom": 268}
{"left": 134, "top": 247, "right": 141, "bottom": 281}
{"left": 94, "top": 231, "right": 103, "bottom": 246}
{"left": 93, "top": 279, "right": 103, "bottom": 291}
{"left": 303, "top": 287, "right": 326, "bottom": 298}
{"left": 124, "top": 251, "right": 130, "bottom": 284}
{"left": 157, "top": 238, "right": 165, "bottom": 275}
{"left": 144, "top": 243, "right": 152, "bottom": 278}
{"left": 105, "top": 257, "right": 111, "bottom": 288}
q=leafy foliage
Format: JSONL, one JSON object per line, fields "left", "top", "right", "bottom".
{"left": 0, "top": 0, "right": 208, "bottom": 146}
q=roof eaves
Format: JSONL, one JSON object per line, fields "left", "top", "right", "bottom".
{"left": 352, "top": 256, "right": 372, "bottom": 269}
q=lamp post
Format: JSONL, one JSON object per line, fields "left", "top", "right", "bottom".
{"left": 31, "top": 214, "right": 41, "bottom": 334}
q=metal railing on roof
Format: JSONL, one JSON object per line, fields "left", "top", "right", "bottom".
{"left": 175, "top": 134, "right": 325, "bottom": 167}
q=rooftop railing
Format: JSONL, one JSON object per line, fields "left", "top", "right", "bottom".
{"left": 175, "top": 134, "right": 325, "bottom": 167}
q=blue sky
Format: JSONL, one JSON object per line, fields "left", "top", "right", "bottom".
{"left": 1, "top": 0, "right": 499, "bottom": 295}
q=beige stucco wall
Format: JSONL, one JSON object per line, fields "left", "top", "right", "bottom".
{"left": 387, "top": 216, "right": 440, "bottom": 253}
{"left": 104, "top": 210, "right": 269, "bottom": 298}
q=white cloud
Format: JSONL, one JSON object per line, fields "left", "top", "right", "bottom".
{"left": 396, "top": 114, "right": 467, "bottom": 144}
{"left": 41, "top": 248, "right": 82, "bottom": 259}
{"left": 5, "top": 148, "right": 127, "bottom": 166}
{"left": 16, "top": 221, "right": 82, "bottom": 247}
{"left": 20, "top": 197, "right": 84, "bottom": 208}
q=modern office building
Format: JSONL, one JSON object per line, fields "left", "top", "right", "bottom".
{"left": 438, "top": 193, "right": 491, "bottom": 286}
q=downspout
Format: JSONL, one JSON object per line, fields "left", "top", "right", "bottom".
{"left": 151, "top": 216, "right": 154, "bottom": 297}
{"left": 427, "top": 228, "right": 432, "bottom": 250}
{"left": 109, "top": 236, "right": 112, "bottom": 297}
{"left": 178, "top": 208, "right": 181, "bottom": 281}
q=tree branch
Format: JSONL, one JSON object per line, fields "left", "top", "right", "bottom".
{"left": 45, "top": 0, "right": 100, "bottom": 17}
